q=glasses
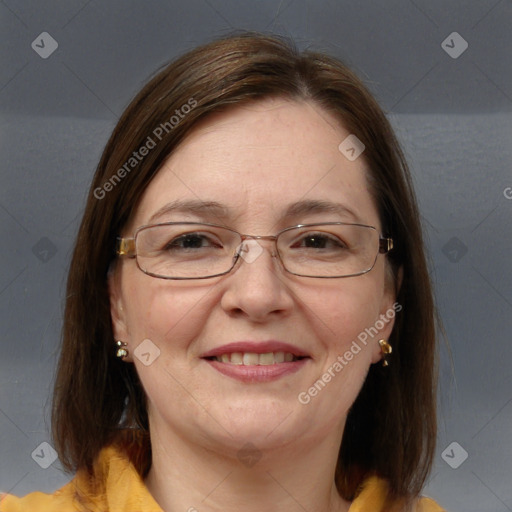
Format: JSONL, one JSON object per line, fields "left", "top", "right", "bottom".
{"left": 116, "top": 222, "right": 393, "bottom": 280}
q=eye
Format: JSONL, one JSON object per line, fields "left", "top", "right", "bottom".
{"left": 164, "top": 232, "right": 222, "bottom": 251}
{"left": 293, "top": 232, "right": 347, "bottom": 250}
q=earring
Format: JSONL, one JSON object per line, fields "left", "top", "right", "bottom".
{"left": 116, "top": 340, "right": 129, "bottom": 359}
{"left": 378, "top": 339, "right": 392, "bottom": 367}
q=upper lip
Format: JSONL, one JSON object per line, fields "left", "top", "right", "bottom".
{"left": 201, "top": 341, "right": 310, "bottom": 359}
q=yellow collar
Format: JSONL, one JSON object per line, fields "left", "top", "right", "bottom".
{"left": 1, "top": 442, "right": 444, "bottom": 512}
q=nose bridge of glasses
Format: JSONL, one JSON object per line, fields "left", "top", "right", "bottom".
{"left": 238, "top": 234, "right": 279, "bottom": 257}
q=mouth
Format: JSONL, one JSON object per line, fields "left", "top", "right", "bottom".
{"left": 201, "top": 341, "right": 311, "bottom": 383}
{"left": 205, "top": 351, "right": 307, "bottom": 365}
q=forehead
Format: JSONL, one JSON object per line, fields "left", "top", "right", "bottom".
{"left": 131, "top": 98, "right": 380, "bottom": 231}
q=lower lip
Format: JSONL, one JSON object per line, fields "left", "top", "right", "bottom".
{"left": 204, "top": 358, "right": 309, "bottom": 383}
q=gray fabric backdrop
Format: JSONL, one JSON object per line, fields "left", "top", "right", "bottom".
{"left": 1, "top": 1, "right": 511, "bottom": 511}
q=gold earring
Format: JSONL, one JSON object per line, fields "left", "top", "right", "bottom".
{"left": 378, "top": 339, "right": 392, "bottom": 367}
{"left": 116, "top": 340, "right": 129, "bottom": 359}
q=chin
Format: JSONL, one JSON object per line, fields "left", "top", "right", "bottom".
{"left": 215, "top": 404, "right": 306, "bottom": 447}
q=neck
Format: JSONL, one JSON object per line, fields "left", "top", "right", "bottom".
{"left": 145, "top": 421, "right": 351, "bottom": 512}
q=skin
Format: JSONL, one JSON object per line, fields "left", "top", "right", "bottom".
{"left": 109, "top": 98, "right": 398, "bottom": 512}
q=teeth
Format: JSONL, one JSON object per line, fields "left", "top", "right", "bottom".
{"left": 243, "top": 352, "right": 259, "bottom": 365}
{"left": 213, "top": 351, "right": 300, "bottom": 365}
{"left": 259, "top": 352, "right": 275, "bottom": 365}
{"left": 230, "top": 352, "right": 243, "bottom": 365}
{"left": 274, "top": 351, "right": 285, "bottom": 363}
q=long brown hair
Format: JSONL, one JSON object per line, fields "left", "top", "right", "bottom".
{"left": 52, "top": 31, "right": 437, "bottom": 504}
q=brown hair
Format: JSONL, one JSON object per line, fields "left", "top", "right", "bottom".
{"left": 52, "top": 31, "right": 437, "bottom": 505}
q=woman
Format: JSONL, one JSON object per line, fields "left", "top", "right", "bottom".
{"left": 1, "top": 33, "right": 444, "bottom": 511}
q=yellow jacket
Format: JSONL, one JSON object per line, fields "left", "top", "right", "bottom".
{"left": 1, "top": 444, "right": 445, "bottom": 512}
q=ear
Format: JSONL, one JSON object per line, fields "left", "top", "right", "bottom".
{"left": 108, "top": 265, "right": 133, "bottom": 362}
{"left": 370, "top": 265, "right": 403, "bottom": 365}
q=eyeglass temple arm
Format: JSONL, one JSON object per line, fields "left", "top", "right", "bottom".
{"left": 116, "top": 237, "right": 136, "bottom": 257}
{"left": 379, "top": 237, "right": 393, "bottom": 254}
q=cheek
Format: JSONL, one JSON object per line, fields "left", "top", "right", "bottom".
{"left": 305, "top": 273, "right": 385, "bottom": 351}
{"left": 298, "top": 279, "right": 384, "bottom": 422}
{"left": 122, "top": 274, "right": 212, "bottom": 349}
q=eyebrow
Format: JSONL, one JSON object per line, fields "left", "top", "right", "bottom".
{"left": 147, "top": 199, "right": 231, "bottom": 225}
{"left": 282, "top": 199, "right": 360, "bottom": 223}
{"left": 146, "top": 198, "right": 360, "bottom": 226}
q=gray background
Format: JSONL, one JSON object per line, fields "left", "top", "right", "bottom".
{"left": 1, "top": 1, "right": 511, "bottom": 511}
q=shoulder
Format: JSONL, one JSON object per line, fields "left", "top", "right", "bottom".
{"left": 0, "top": 447, "right": 112, "bottom": 512}
{"left": 415, "top": 495, "right": 447, "bottom": 511}
{"left": 1, "top": 481, "right": 83, "bottom": 512}
{"left": 350, "top": 476, "right": 447, "bottom": 512}
{"left": 1, "top": 442, "right": 162, "bottom": 512}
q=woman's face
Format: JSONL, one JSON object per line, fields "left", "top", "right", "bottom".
{"left": 110, "top": 98, "right": 397, "bottom": 455}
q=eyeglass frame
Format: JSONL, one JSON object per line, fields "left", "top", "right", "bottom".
{"left": 116, "top": 221, "right": 393, "bottom": 280}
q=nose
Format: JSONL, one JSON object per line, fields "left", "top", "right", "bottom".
{"left": 220, "top": 238, "right": 294, "bottom": 322}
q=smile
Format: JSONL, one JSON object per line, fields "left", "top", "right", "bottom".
{"left": 208, "top": 351, "right": 304, "bottom": 365}
{"left": 201, "top": 341, "right": 311, "bottom": 383}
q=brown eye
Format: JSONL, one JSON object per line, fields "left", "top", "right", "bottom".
{"left": 294, "top": 233, "right": 347, "bottom": 250}
{"left": 164, "top": 233, "right": 222, "bottom": 251}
